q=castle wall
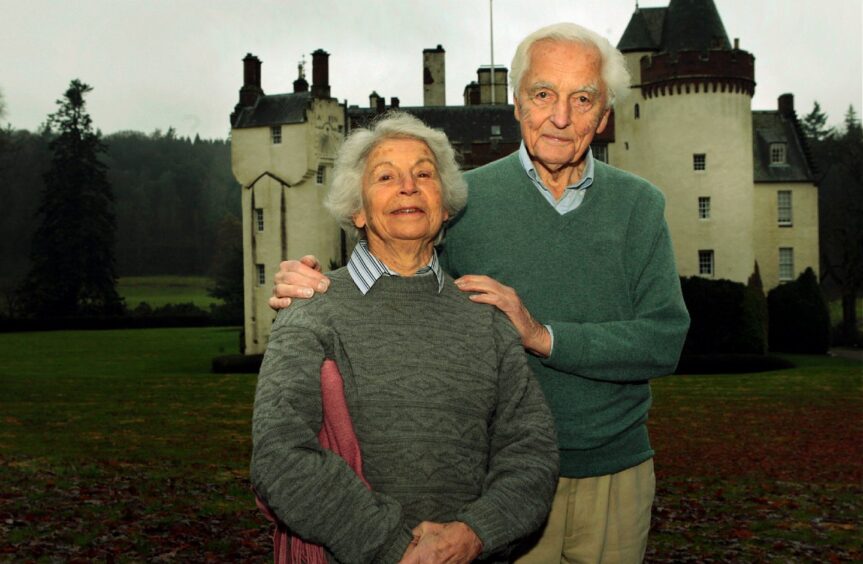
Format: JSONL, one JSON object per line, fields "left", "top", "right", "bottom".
{"left": 611, "top": 86, "right": 756, "bottom": 283}
{"left": 233, "top": 98, "right": 345, "bottom": 354}
{"left": 753, "top": 181, "right": 819, "bottom": 289}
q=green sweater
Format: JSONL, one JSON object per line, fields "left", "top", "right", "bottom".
{"left": 440, "top": 152, "right": 690, "bottom": 478}
{"left": 251, "top": 269, "right": 559, "bottom": 563}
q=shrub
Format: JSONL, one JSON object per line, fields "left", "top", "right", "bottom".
{"left": 680, "top": 276, "right": 768, "bottom": 355}
{"left": 768, "top": 268, "right": 831, "bottom": 353}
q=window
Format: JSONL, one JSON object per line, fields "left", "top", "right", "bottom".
{"left": 316, "top": 165, "right": 326, "bottom": 185}
{"left": 779, "top": 247, "right": 794, "bottom": 281}
{"left": 634, "top": 103, "right": 640, "bottom": 119}
{"left": 255, "top": 208, "right": 264, "bottom": 231}
{"left": 693, "top": 153, "right": 706, "bottom": 171}
{"left": 698, "top": 197, "right": 711, "bottom": 219}
{"left": 770, "top": 143, "right": 787, "bottom": 165}
{"left": 777, "top": 190, "right": 792, "bottom": 226}
{"left": 592, "top": 144, "right": 608, "bottom": 163}
{"left": 698, "top": 250, "right": 714, "bottom": 276}
{"left": 271, "top": 126, "right": 282, "bottom": 144}
{"left": 256, "top": 264, "right": 266, "bottom": 286}
{"left": 490, "top": 125, "right": 501, "bottom": 136}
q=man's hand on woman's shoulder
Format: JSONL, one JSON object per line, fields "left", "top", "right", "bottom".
{"left": 268, "top": 255, "right": 330, "bottom": 310}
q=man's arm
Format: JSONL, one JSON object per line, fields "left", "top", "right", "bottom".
{"left": 269, "top": 255, "right": 330, "bottom": 309}
{"left": 454, "top": 275, "right": 551, "bottom": 357}
{"left": 540, "top": 205, "right": 689, "bottom": 382}
{"left": 453, "top": 198, "right": 689, "bottom": 383}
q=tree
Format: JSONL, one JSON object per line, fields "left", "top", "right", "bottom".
{"left": 801, "top": 101, "right": 833, "bottom": 142}
{"left": 20, "top": 80, "right": 124, "bottom": 317}
{"left": 208, "top": 214, "right": 244, "bottom": 322}
{"left": 814, "top": 104, "right": 863, "bottom": 344}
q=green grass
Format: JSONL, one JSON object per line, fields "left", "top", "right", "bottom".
{"left": 0, "top": 329, "right": 860, "bottom": 561}
{"left": 117, "top": 275, "right": 220, "bottom": 309}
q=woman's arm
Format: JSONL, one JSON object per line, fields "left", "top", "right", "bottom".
{"left": 454, "top": 312, "right": 560, "bottom": 557}
{"left": 251, "top": 307, "right": 413, "bottom": 563}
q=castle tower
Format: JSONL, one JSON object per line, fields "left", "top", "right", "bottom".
{"left": 613, "top": 0, "right": 757, "bottom": 282}
{"left": 231, "top": 51, "right": 345, "bottom": 354}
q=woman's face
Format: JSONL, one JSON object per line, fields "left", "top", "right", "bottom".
{"left": 354, "top": 138, "right": 448, "bottom": 248}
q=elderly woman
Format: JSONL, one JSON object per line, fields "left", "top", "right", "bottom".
{"left": 251, "top": 112, "right": 558, "bottom": 564}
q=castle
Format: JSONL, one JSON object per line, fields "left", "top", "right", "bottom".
{"left": 230, "top": 0, "right": 818, "bottom": 354}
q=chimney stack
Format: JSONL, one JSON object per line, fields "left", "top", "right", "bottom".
{"left": 476, "top": 66, "right": 508, "bottom": 105}
{"left": 239, "top": 53, "right": 263, "bottom": 107}
{"left": 423, "top": 45, "right": 446, "bottom": 107}
{"left": 390, "top": 97, "right": 400, "bottom": 109}
{"left": 778, "top": 93, "right": 794, "bottom": 117}
{"left": 311, "top": 49, "right": 331, "bottom": 99}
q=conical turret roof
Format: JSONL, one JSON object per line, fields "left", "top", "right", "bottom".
{"left": 618, "top": 0, "right": 732, "bottom": 53}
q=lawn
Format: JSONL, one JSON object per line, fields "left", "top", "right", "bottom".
{"left": 117, "top": 276, "right": 220, "bottom": 309}
{"left": 0, "top": 328, "right": 860, "bottom": 561}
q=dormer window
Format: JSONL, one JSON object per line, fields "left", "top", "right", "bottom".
{"left": 769, "top": 142, "right": 787, "bottom": 165}
{"left": 271, "top": 126, "right": 282, "bottom": 144}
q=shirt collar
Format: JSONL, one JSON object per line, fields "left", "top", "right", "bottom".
{"left": 347, "top": 239, "right": 444, "bottom": 295}
{"left": 517, "top": 141, "right": 595, "bottom": 192}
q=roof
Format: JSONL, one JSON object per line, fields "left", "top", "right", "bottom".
{"left": 618, "top": 7, "right": 666, "bottom": 52}
{"left": 232, "top": 92, "right": 311, "bottom": 129}
{"left": 347, "top": 105, "right": 523, "bottom": 147}
{"left": 752, "top": 111, "right": 816, "bottom": 183}
{"left": 618, "top": 0, "right": 731, "bottom": 53}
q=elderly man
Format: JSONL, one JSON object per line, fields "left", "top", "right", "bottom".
{"left": 272, "top": 23, "right": 690, "bottom": 563}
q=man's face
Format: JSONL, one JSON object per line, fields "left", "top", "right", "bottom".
{"left": 514, "top": 40, "right": 610, "bottom": 174}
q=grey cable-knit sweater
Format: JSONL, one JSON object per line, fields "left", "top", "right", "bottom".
{"left": 251, "top": 268, "right": 559, "bottom": 563}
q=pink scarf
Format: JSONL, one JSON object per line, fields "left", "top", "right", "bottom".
{"left": 255, "top": 359, "right": 370, "bottom": 564}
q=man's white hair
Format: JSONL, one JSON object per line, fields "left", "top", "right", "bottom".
{"left": 325, "top": 111, "right": 468, "bottom": 242}
{"left": 510, "top": 22, "right": 631, "bottom": 108}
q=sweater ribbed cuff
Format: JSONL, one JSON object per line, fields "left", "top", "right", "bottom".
{"left": 374, "top": 524, "right": 414, "bottom": 564}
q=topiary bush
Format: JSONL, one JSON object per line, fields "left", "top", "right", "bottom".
{"left": 768, "top": 267, "right": 831, "bottom": 354}
{"left": 680, "top": 276, "right": 768, "bottom": 355}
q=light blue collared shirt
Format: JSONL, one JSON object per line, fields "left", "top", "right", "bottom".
{"left": 346, "top": 239, "right": 444, "bottom": 295}
{"left": 518, "top": 141, "right": 595, "bottom": 214}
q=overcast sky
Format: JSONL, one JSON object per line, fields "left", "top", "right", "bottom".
{"left": 1, "top": 0, "right": 860, "bottom": 140}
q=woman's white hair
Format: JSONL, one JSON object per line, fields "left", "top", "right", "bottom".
{"left": 325, "top": 111, "right": 468, "bottom": 242}
{"left": 510, "top": 22, "right": 631, "bottom": 108}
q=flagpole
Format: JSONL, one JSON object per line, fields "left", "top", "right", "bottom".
{"left": 490, "top": 0, "right": 495, "bottom": 104}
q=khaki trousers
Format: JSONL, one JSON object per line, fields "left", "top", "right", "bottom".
{"left": 513, "top": 459, "right": 655, "bottom": 564}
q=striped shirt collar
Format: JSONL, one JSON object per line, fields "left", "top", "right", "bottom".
{"left": 518, "top": 141, "right": 595, "bottom": 193}
{"left": 347, "top": 239, "right": 444, "bottom": 295}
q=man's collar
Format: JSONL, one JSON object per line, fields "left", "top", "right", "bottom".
{"left": 517, "top": 141, "right": 595, "bottom": 192}
{"left": 346, "top": 239, "right": 444, "bottom": 295}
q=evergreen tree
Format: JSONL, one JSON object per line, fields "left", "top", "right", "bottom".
{"left": 208, "top": 215, "right": 244, "bottom": 312}
{"left": 801, "top": 101, "right": 833, "bottom": 142}
{"left": 815, "top": 105, "right": 863, "bottom": 344}
{"left": 20, "top": 79, "right": 124, "bottom": 317}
